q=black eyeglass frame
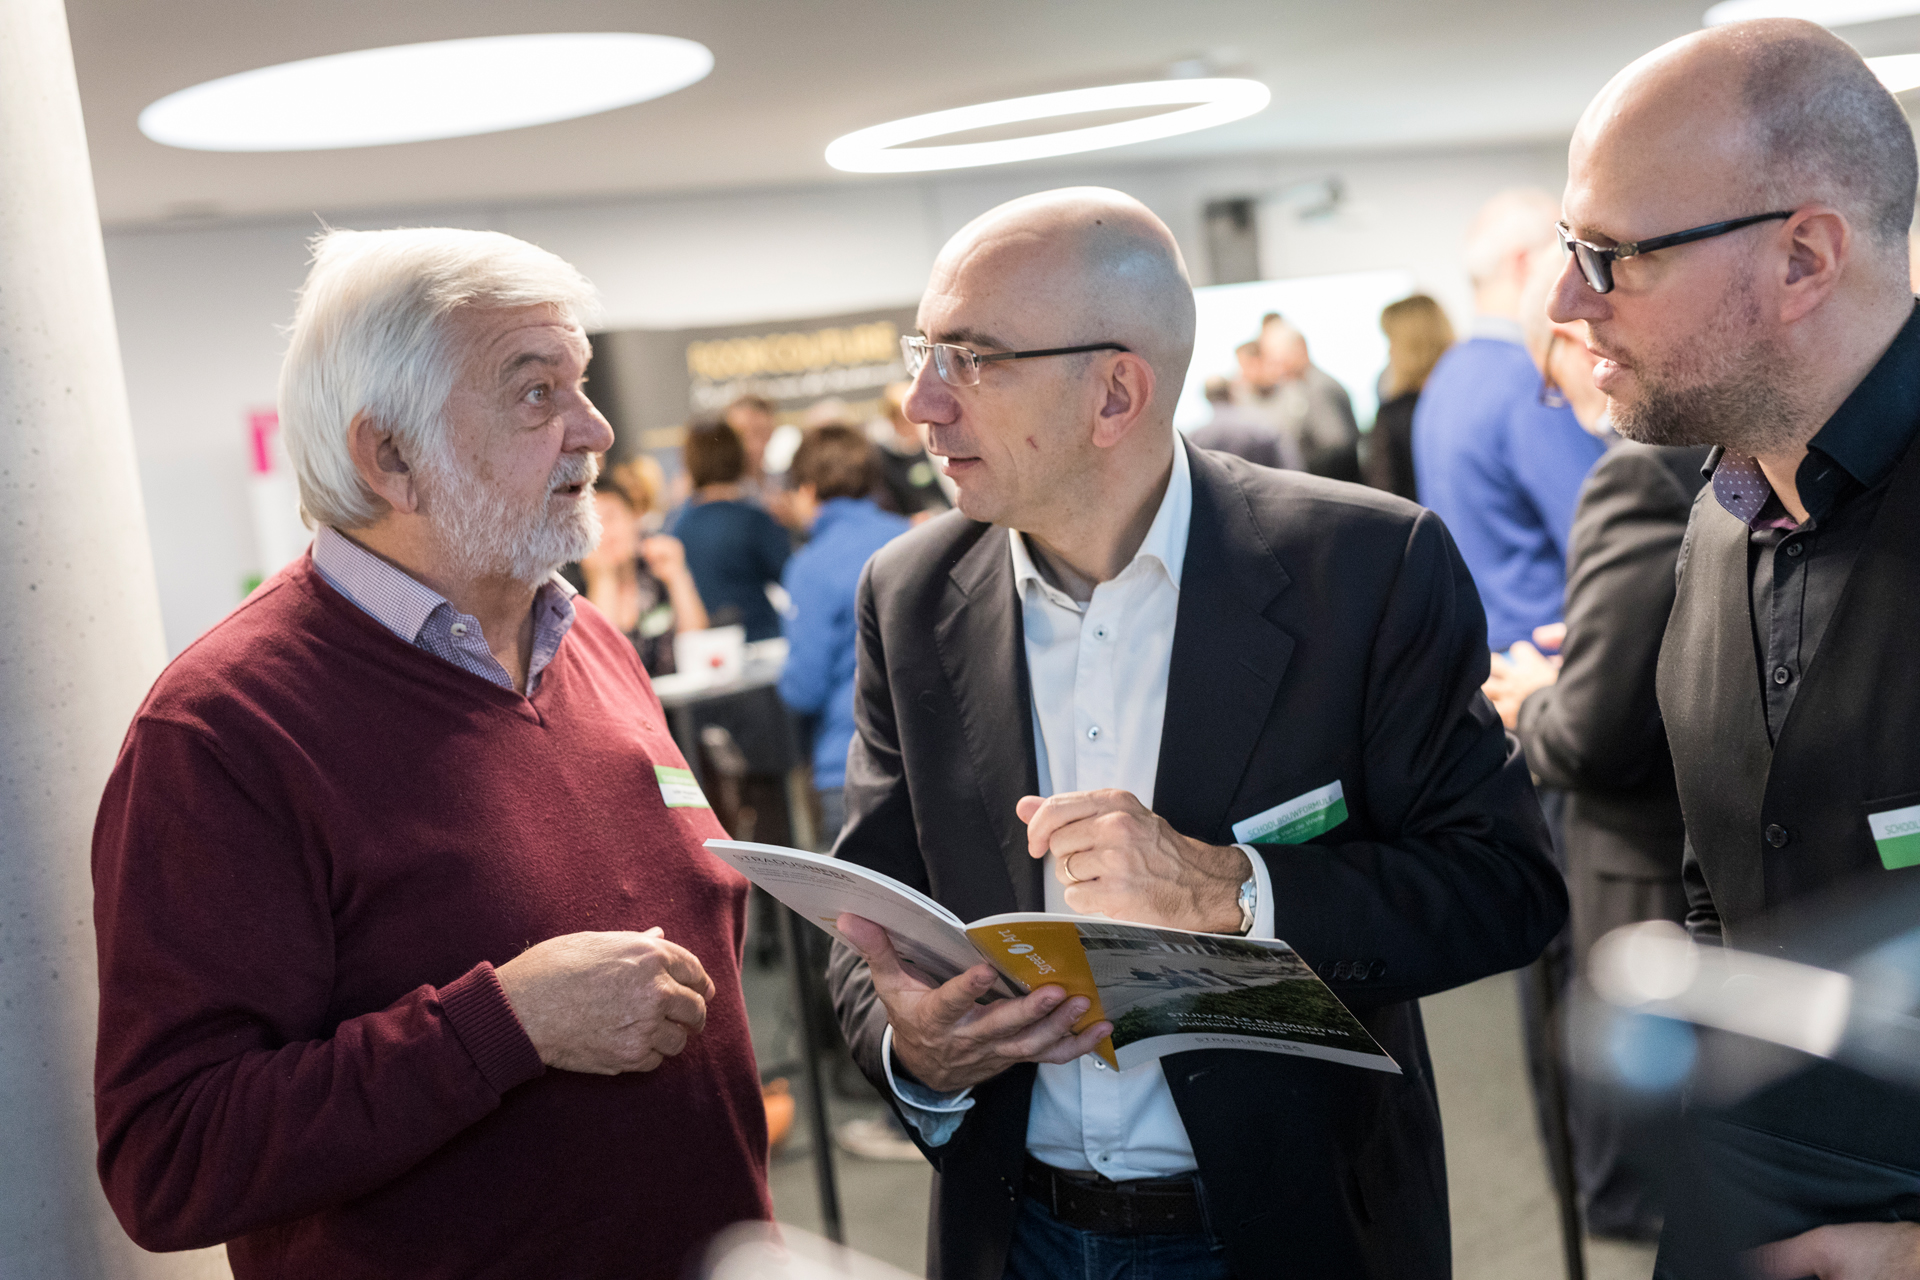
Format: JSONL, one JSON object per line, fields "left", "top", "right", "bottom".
{"left": 901, "top": 335, "right": 1131, "bottom": 387}
{"left": 1557, "top": 211, "right": 1793, "bottom": 294}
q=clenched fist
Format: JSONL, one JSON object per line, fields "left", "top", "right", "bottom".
{"left": 496, "top": 928, "right": 714, "bottom": 1075}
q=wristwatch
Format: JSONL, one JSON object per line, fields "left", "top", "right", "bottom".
{"left": 1234, "top": 873, "right": 1257, "bottom": 935}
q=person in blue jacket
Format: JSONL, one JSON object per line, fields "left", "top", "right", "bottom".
{"left": 1413, "top": 189, "right": 1609, "bottom": 651}
{"left": 670, "top": 419, "right": 792, "bottom": 641}
{"left": 776, "top": 424, "right": 911, "bottom": 840}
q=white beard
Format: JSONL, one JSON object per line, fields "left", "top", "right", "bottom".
{"left": 422, "top": 448, "right": 603, "bottom": 586}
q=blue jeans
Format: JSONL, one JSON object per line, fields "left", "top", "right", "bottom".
{"left": 1004, "top": 1195, "right": 1235, "bottom": 1280}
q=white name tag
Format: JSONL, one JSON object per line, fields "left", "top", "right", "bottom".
{"left": 655, "top": 765, "right": 710, "bottom": 809}
{"left": 1867, "top": 802, "right": 1920, "bottom": 871}
{"left": 1232, "top": 780, "right": 1347, "bottom": 845}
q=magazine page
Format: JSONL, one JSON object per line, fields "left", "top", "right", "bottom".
{"left": 704, "top": 840, "right": 1022, "bottom": 998}
{"left": 968, "top": 914, "right": 1399, "bottom": 1074}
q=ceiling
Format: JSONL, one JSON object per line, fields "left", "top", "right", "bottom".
{"left": 67, "top": 0, "right": 1920, "bottom": 229}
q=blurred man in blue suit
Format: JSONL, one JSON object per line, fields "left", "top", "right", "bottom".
{"left": 1414, "top": 188, "right": 1608, "bottom": 651}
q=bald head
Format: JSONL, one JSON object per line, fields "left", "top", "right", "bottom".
{"left": 1576, "top": 19, "right": 1915, "bottom": 258}
{"left": 1466, "top": 189, "right": 1561, "bottom": 285}
{"left": 1260, "top": 321, "right": 1310, "bottom": 381}
{"left": 1556, "top": 19, "right": 1918, "bottom": 458}
{"left": 929, "top": 188, "right": 1196, "bottom": 422}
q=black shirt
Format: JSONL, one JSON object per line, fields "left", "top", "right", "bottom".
{"left": 1703, "top": 301, "right": 1920, "bottom": 741}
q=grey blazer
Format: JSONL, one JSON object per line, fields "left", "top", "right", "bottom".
{"left": 1517, "top": 442, "right": 1710, "bottom": 875}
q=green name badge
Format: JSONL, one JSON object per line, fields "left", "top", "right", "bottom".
{"left": 1232, "top": 780, "right": 1348, "bottom": 845}
{"left": 655, "top": 765, "right": 711, "bottom": 809}
{"left": 1868, "top": 802, "right": 1920, "bottom": 871}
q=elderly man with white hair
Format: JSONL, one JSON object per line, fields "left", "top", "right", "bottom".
{"left": 91, "top": 228, "right": 770, "bottom": 1278}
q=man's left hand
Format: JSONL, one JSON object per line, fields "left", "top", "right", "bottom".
{"left": 1015, "top": 790, "right": 1247, "bottom": 933}
{"left": 1748, "top": 1222, "right": 1920, "bottom": 1279}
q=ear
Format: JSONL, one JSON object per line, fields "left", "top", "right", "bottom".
{"left": 1777, "top": 206, "right": 1848, "bottom": 324}
{"left": 346, "top": 411, "right": 420, "bottom": 517}
{"left": 1089, "top": 353, "right": 1157, "bottom": 450}
{"left": 1509, "top": 243, "right": 1542, "bottom": 287}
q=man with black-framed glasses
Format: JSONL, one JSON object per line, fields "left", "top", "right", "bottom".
{"left": 1553, "top": 17, "right": 1920, "bottom": 1280}
{"left": 823, "top": 185, "right": 1564, "bottom": 1280}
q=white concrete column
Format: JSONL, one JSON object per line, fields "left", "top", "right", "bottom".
{"left": 0, "top": 1, "right": 227, "bottom": 1274}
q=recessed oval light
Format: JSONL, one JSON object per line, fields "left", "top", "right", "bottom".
{"left": 139, "top": 33, "right": 713, "bottom": 152}
{"left": 824, "top": 78, "right": 1272, "bottom": 174}
{"left": 1703, "top": 0, "right": 1920, "bottom": 25}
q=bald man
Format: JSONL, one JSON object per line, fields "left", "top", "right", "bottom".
{"left": 825, "top": 187, "right": 1565, "bottom": 1280}
{"left": 1415, "top": 188, "right": 1609, "bottom": 653}
{"left": 1554, "top": 19, "right": 1920, "bottom": 1279}
{"left": 1252, "top": 319, "right": 1362, "bottom": 481}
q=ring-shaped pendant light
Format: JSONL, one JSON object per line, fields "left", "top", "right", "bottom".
{"left": 1703, "top": 0, "right": 1920, "bottom": 25}
{"left": 824, "top": 78, "right": 1272, "bottom": 174}
{"left": 139, "top": 33, "right": 713, "bottom": 151}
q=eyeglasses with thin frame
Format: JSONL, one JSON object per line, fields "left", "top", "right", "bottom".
{"left": 900, "top": 334, "right": 1130, "bottom": 388}
{"left": 1557, "top": 211, "right": 1793, "bottom": 294}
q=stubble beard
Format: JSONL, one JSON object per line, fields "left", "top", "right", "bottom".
{"left": 421, "top": 446, "right": 602, "bottom": 587}
{"left": 1607, "top": 271, "right": 1808, "bottom": 457}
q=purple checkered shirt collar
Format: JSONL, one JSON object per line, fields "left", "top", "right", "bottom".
{"left": 1710, "top": 451, "right": 1799, "bottom": 532}
{"left": 311, "top": 525, "right": 577, "bottom": 695}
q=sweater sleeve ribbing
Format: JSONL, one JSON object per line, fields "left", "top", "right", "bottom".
{"left": 91, "top": 716, "right": 544, "bottom": 1251}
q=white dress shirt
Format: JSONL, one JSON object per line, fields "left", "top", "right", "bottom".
{"left": 886, "top": 441, "right": 1275, "bottom": 1177}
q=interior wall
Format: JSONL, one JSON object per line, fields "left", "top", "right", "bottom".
{"left": 102, "top": 136, "right": 1567, "bottom": 654}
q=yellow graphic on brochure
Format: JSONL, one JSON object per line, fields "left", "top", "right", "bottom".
{"left": 966, "top": 920, "right": 1117, "bottom": 1069}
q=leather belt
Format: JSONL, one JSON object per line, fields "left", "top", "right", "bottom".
{"left": 1021, "top": 1156, "right": 1206, "bottom": 1237}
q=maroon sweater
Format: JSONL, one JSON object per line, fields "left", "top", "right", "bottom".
{"left": 92, "top": 556, "right": 770, "bottom": 1278}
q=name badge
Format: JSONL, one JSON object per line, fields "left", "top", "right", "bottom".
{"left": 655, "top": 765, "right": 711, "bottom": 809}
{"left": 1232, "top": 780, "right": 1347, "bottom": 845}
{"left": 1868, "top": 803, "right": 1920, "bottom": 871}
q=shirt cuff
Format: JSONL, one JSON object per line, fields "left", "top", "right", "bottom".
{"left": 881, "top": 1024, "right": 974, "bottom": 1147}
{"left": 1234, "top": 843, "right": 1277, "bottom": 940}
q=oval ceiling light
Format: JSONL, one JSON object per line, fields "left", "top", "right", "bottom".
{"left": 824, "top": 78, "right": 1272, "bottom": 174}
{"left": 1704, "top": 0, "right": 1920, "bottom": 25}
{"left": 139, "top": 33, "right": 713, "bottom": 151}
{"left": 1869, "top": 51, "right": 1920, "bottom": 89}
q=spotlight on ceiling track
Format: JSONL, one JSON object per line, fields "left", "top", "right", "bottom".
{"left": 1704, "top": 0, "right": 1920, "bottom": 25}
{"left": 823, "top": 78, "right": 1272, "bottom": 174}
{"left": 139, "top": 33, "right": 713, "bottom": 152}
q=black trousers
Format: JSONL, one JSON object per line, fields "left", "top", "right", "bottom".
{"left": 1521, "top": 788, "right": 1689, "bottom": 1241}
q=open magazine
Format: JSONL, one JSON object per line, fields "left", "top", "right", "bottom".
{"left": 706, "top": 839, "right": 1398, "bottom": 1075}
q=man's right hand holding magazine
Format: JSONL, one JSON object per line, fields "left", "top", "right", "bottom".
{"left": 835, "top": 913, "right": 1112, "bottom": 1092}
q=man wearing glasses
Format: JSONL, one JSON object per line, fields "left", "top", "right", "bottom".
{"left": 1553, "top": 19, "right": 1920, "bottom": 1280}
{"left": 825, "top": 187, "right": 1566, "bottom": 1280}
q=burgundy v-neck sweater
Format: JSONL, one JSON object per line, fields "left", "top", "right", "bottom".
{"left": 92, "top": 556, "right": 769, "bottom": 1279}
